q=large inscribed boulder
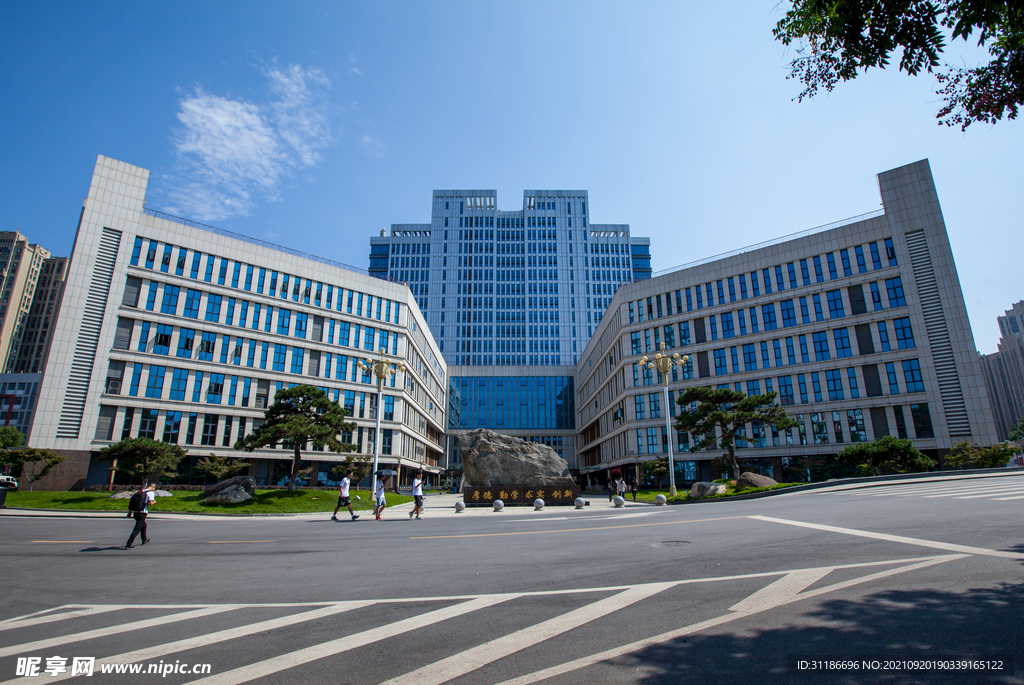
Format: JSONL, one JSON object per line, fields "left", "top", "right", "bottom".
{"left": 457, "top": 429, "right": 575, "bottom": 487}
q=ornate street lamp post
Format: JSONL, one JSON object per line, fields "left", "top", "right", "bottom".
{"left": 641, "top": 343, "right": 690, "bottom": 497}
{"left": 357, "top": 348, "right": 405, "bottom": 497}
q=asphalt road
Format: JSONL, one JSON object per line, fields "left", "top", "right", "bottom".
{"left": 2, "top": 473, "right": 1023, "bottom": 685}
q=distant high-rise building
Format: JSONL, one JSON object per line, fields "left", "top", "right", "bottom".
{"left": 9, "top": 256, "right": 68, "bottom": 373}
{"left": 0, "top": 232, "right": 53, "bottom": 372}
{"left": 369, "top": 190, "right": 651, "bottom": 473}
{"left": 981, "top": 300, "right": 1024, "bottom": 440}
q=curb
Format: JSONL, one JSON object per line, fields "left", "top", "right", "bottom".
{"left": 661, "top": 466, "right": 1024, "bottom": 505}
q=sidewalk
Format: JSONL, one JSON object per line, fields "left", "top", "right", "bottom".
{"left": 382, "top": 491, "right": 652, "bottom": 519}
{"left": 0, "top": 492, "right": 650, "bottom": 520}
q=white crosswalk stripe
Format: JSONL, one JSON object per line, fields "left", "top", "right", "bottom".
{"left": 0, "top": 554, "right": 966, "bottom": 685}
{"left": 816, "top": 476, "right": 1024, "bottom": 502}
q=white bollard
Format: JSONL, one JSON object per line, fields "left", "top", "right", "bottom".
{"left": 574, "top": 497, "right": 585, "bottom": 509}
{"left": 654, "top": 494, "right": 668, "bottom": 506}
{"left": 493, "top": 499, "right": 504, "bottom": 512}
{"left": 534, "top": 498, "right": 545, "bottom": 510}
{"left": 613, "top": 496, "right": 625, "bottom": 508}
{"left": 454, "top": 501, "right": 466, "bottom": 513}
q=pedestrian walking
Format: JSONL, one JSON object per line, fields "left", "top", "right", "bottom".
{"left": 331, "top": 470, "right": 360, "bottom": 521}
{"left": 630, "top": 476, "right": 638, "bottom": 502}
{"left": 616, "top": 476, "right": 627, "bottom": 501}
{"left": 410, "top": 470, "right": 424, "bottom": 519}
{"left": 374, "top": 476, "right": 387, "bottom": 520}
{"left": 606, "top": 478, "right": 615, "bottom": 501}
{"left": 124, "top": 483, "right": 156, "bottom": 549}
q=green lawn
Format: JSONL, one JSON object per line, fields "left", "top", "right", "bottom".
{"left": 4, "top": 490, "right": 413, "bottom": 515}
{"left": 622, "top": 482, "right": 804, "bottom": 504}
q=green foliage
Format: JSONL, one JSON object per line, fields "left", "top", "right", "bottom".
{"left": 774, "top": 1, "right": 1024, "bottom": 129}
{"left": 236, "top": 385, "right": 356, "bottom": 490}
{"left": 675, "top": 387, "right": 798, "bottom": 481}
{"left": 331, "top": 454, "right": 372, "bottom": 486}
{"left": 1009, "top": 416, "right": 1024, "bottom": 441}
{"left": 643, "top": 456, "right": 669, "bottom": 485}
{"left": 0, "top": 447, "right": 66, "bottom": 491}
{"left": 837, "top": 435, "right": 936, "bottom": 476}
{"left": 0, "top": 426, "right": 25, "bottom": 449}
{"left": 193, "top": 454, "right": 251, "bottom": 481}
{"left": 944, "top": 441, "right": 1020, "bottom": 469}
{"left": 99, "top": 438, "right": 187, "bottom": 484}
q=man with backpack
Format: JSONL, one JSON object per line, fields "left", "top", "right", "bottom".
{"left": 125, "top": 483, "right": 156, "bottom": 549}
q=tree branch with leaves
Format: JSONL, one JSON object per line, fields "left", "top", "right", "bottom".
{"left": 774, "top": 0, "right": 1024, "bottom": 129}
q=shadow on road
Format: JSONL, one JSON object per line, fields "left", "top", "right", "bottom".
{"left": 78, "top": 546, "right": 127, "bottom": 552}
{"left": 620, "top": 580, "right": 1024, "bottom": 684}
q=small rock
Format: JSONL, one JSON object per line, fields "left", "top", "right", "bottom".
{"left": 109, "top": 491, "right": 132, "bottom": 499}
{"left": 689, "top": 482, "right": 728, "bottom": 499}
{"left": 203, "top": 475, "right": 255, "bottom": 500}
{"left": 735, "top": 472, "right": 778, "bottom": 489}
{"left": 153, "top": 490, "right": 173, "bottom": 497}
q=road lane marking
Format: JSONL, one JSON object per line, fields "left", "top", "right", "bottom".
{"left": 183, "top": 596, "right": 514, "bottom": 685}
{"left": 380, "top": 583, "right": 677, "bottom": 685}
{"left": 0, "top": 606, "right": 241, "bottom": 659}
{"left": 5, "top": 602, "right": 378, "bottom": 684}
{"left": 993, "top": 494, "right": 1024, "bottom": 500}
{"left": 207, "top": 540, "right": 277, "bottom": 544}
{"left": 0, "top": 606, "right": 125, "bottom": 633}
{"left": 496, "top": 554, "right": 966, "bottom": 685}
{"left": 748, "top": 515, "right": 1024, "bottom": 559}
{"left": 922, "top": 485, "right": 1024, "bottom": 498}
{"left": 410, "top": 515, "right": 748, "bottom": 539}
{"left": 728, "top": 568, "right": 832, "bottom": 613}
{"left": 0, "top": 555, "right": 963, "bottom": 685}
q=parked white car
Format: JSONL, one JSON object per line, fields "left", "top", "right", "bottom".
{"left": 0, "top": 475, "right": 18, "bottom": 489}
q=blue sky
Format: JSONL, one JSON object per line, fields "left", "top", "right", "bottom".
{"left": 1, "top": 1, "right": 1020, "bottom": 353}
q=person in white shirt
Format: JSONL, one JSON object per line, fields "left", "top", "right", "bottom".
{"left": 331, "top": 470, "right": 360, "bottom": 521}
{"left": 616, "top": 477, "right": 627, "bottom": 500}
{"left": 410, "top": 471, "right": 424, "bottom": 519}
{"left": 125, "top": 483, "right": 156, "bottom": 549}
{"left": 374, "top": 477, "right": 387, "bottom": 520}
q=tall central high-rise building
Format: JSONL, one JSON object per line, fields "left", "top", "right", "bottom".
{"left": 369, "top": 190, "right": 651, "bottom": 474}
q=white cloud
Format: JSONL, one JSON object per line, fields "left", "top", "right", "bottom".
{"left": 163, "top": 64, "right": 332, "bottom": 222}
{"left": 358, "top": 134, "right": 385, "bottom": 158}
